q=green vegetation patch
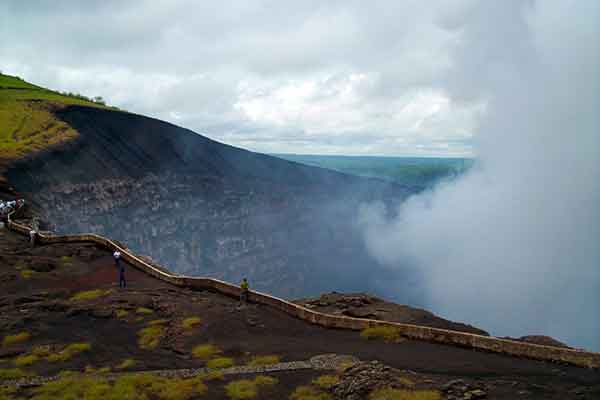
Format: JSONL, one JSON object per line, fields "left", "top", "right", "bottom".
{"left": 247, "top": 355, "right": 280, "bottom": 366}
{"left": 138, "top": 325, "right": 166, "bottom": 350}
{"left": 369, "top": 388, "right": 443, "bottom": 400}
{"left": 2, "top": 332, "right": 30, "bottom": 347}
{"left": 206, "top": 357, "right": 234, "bottom": 369}
{"left": 0, "top": 73, "right": 114, "bottom": 162}
{"left": 225, "top": 375, "right": 278, "bottom": 400}
{"left": 0, "top": 367, "right": 32, "bottom": 380}
{"left": 60, "top": 256, "right": 73, "bottom": 267}
{"left": 289, "top": 385, "right": 331, "bottom": 400}
{"left": 31, "top": 346, "right": 51, "bottom": 357}
{"left": 192, "top": 344, "right": 221, "bottom": 360}
{"left": 136, "top": 307, "right": 154, "bottom": 315}
{"left": 115, "top": 309, "right": 129, "bottom": 319}
{"left": 47, "top": 342, "right": 91, "bottom": 362}
{"left": 182, "top": 316, "right": 202, "bottom": 329}
{"left": 115, "top": 358, "right": 136, "bottom": 370}
{"left": 360, "top": 326, "right": 406, "bottom": 343}
{"left": 13, "top": 354, "right": 38, "bottom": 367}
{"left": 20, "top": 269, "right": 36, "bottom": 279}
{"left": 70, "top": 289, "right": 108, "bottom": 302}
{"left": 27, "top": 372, "right": 206, "bottom": 400}
{"left": 312, "top": 375, "right": 340, "bottom": 389}
{"left": 147, "top": 319, "right": 169, "bottom": 326}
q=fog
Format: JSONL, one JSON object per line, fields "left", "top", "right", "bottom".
{"left": 359, "top": 1, "right": 600, "bottom": 350}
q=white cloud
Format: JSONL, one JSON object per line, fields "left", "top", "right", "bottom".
{"left": 0, "top": 0, "right": 479, "bottom": 156}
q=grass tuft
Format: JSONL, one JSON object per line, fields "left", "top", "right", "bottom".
{"left": 225, "top": 379, "right": 257, "bottom": 400}
{"left": 192, "top": 344, "right": 221, "bottom": 360}
{"left": 115, "top": 359, "right": 136, "bottom": 370}
{"left": 254, "top": 375, "right": 278, "bottom": 386}
{"left": 31, "top": 346, "right": 51, "bottom": 357}
{"left": 206, "top": 357, "right": 234, "bottom": 369}
{"left": 137, "top": 325, "right": 165, "bottom": 350}
{"left": 47, "top": 342, "right": 91, "bottom": 362}
{"left": 289, "top": 385, "right": 332, "bottom": 400}
{"left": 2, "top": 332, "right": 30, "bottom": 347}
{"left": 247, "top": 355, "right": 280, "bottom": 366}
{"left": 0, "top": 368, "right": 32, "bottom": 380}
{"left": 369, "top": 388, "right": 443, "bottom": 400}
{"left": 182, "top": 316, "right": 202, "bottom": 329}
{"left": 60, "top": 256, "right": 74, "bottom": 267}
{"left": 13, "top": 354, "right": 38, "bottom": 367}
{"left": 115, "top": 309, "right": 129, "bottom": 319}
{"left": 147, "top": 319, "right": 169, "bottom": 326}
{"left": 360, "top": 326, "right": 406, "bottom": 343}
{"left": 136, "top": 307, "right": 154, "bottom": 315}
{"left": 20, "top": 269, "right": 36, "bottom": 279}
{"left": 312, "top": 375, "right": 340, "bottom": 389}
{"left": 70, "top": 289, "right": 107, "bottom": 302}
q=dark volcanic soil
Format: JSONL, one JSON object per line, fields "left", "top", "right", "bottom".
{"left": 1, "top": 227, "right": 599, "bottom": 399}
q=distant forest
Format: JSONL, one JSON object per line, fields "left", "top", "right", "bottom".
{"left": 273, "top": 154, "right": 473, "bottom": 190}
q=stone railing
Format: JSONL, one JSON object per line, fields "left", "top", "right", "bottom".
{"left": 6, "top": 206, "right": 600, "bottom": 369}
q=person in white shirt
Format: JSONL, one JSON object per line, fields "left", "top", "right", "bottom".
{"left": 29, "top": 230, "right": 37, "bottom": 247}
{"left": 114, "top": 251, "right": 126, "bottom": 288}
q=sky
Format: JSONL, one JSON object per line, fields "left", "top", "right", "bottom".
{"left": 2, "top": 1, "right": 599, "bottom": 349}
{"left": 0, "top": 0, "right": 483, "bottom": 156}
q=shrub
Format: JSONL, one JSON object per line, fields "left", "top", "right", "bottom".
{"left": 47, "top": 342, "right": 91, "bottom": 362}
{"left": 289, "top": 385, "right": 331, "bottom": 400}
{"left": 14, "top": 354, "right": 38, "bottom": 367}
{"left": 360, "top": 326, "right": 405, "bottom": 343}
{"left": 369, "top": 388, "right": 442, "bottom": 400}
{"left": 225, "top": 379, "right": 257, "bottom": 400}
{"left": 192, "top": 344, "right": 220, "bottom": 360}
{"left": 182, "top": 316, "right": 202, "bottom": 329}
{"left": 136, "top": 307, "right": 154, "bottom": 315}
{"left": 116, "top": 359, "right": 136, "bottom": 370}
{"left": 2, "top": 332, "right": 30, "bottom": 347}
{"left": 247, "top": 355, "right": 280, "bottom": 366}
{"left": 115, "top": 309, "right": 129, "bottom": 319}
{"left": 137, "top": 325, "right": 165, "bottom": 349}
{"left": 70, "top": 289, "right": 106, "bottom": 302}
{"left": 312, "top": 375, "right": 340, "bottom": 389}
{"left": 0, "top": 368, "right": 31, "bottom": 380}
{"left": 206, "top": 357, "right": 234, "bottom": 369}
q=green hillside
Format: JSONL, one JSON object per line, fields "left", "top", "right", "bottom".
{"left": 0, "top": 73, "right": 111, "bottom": 162}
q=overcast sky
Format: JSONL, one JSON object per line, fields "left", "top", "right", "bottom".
{"left": 0, "top": 0, "right": 488, "bottom": 156}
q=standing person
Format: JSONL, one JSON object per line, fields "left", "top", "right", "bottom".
{"left": 29, "top": 229, "right": 37, "bottom": 248}
{"left": 114, "top": 251, "right": 126, "bottom": 288}
{"left": 240, "top": 277, "right": 249, "bottom": 303}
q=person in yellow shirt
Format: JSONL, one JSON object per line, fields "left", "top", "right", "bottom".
{"left": 240, "top": 277, "right": 249, "bottom": 303}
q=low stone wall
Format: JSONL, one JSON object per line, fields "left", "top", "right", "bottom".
{"left": 7, "top": 208, "right": 600, "bottom": 369}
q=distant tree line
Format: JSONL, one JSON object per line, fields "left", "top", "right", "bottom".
{"left": 58, "top": 91, "right": 106, "bottom": 106}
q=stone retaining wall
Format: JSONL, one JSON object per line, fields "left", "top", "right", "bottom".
{"left": 7, "top": 207, "right": 600, "bottom": 369}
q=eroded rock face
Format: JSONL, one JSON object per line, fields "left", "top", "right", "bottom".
{"left": 8, "top": 106, "right": 411, "bottom": 299}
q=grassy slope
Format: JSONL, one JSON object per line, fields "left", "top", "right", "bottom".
{"left": 0, "top": 74, "right": 110, "bottom": 163}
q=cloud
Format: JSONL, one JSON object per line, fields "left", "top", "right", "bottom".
{"left": 360, "top": 0, "right": 600, "bottom": 350}
{"left": 0, "top": 0, "right": 478, "bottom": 156}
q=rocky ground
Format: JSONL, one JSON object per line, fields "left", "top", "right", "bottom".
{"left": 294, "top": 292, "right": 489, "bottom": 336}
{"left": 1, "top": 227, "right": 599, "bottom": 399}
